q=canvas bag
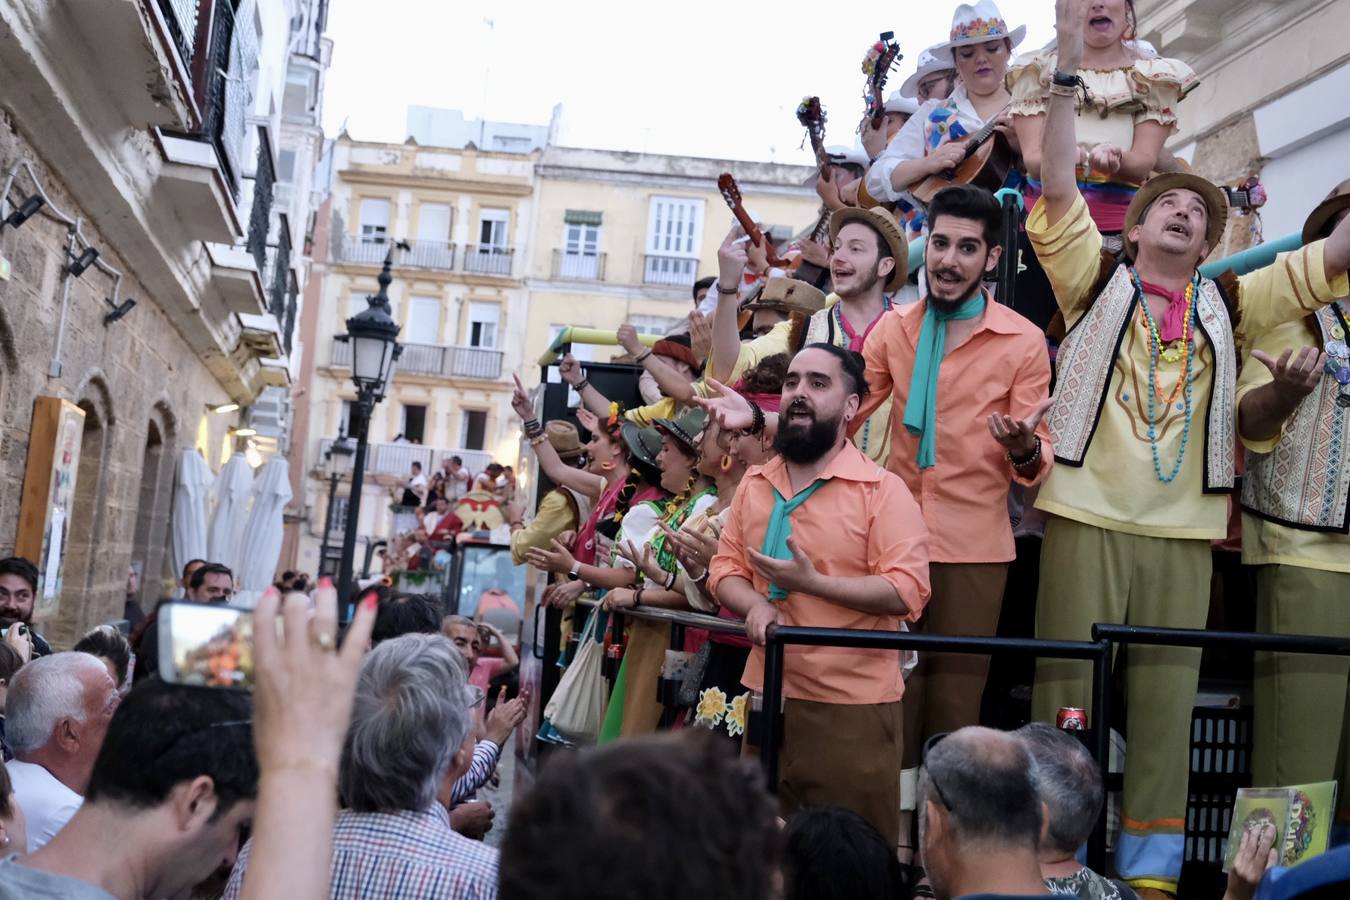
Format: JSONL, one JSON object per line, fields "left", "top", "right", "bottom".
{"left": 543, "top": 607, "right": 607, "bottom": 741}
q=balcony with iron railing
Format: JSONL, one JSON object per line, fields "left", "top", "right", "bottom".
{"left": 330, "top": 338, "right": 503, "bottom": 381}
{"left": 317, "top": 439, "right": 493, "bottom": 482}
{"left": 248, "top": 132, "right": 276, "bottom": 277}
{"left": 551, "top": 249, "right": 606, "bottom": 281}
{"left": 339, "top": 236, "right": 457, "bottom": 271}
{"left": 643, "top": 254, "right": 699, "bottom": 286}
{"left": 462, "top": 245, "right": 515, "bottom": 277}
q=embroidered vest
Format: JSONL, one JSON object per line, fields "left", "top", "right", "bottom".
{"left": 1241, "top": 304, "right": 1350, "bottom": 533}
{"left": 1046, "top": 264, "right": 1238, "bottom": 491}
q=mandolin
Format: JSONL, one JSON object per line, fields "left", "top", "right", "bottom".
{"left": 910, "top": 107, "right": 1015, "bottom": 204}
{"left": 717, "top": 173, "right": 788, "bottom": 268}
{"left": 862, "top": 32, "right": 902, "bottom": 131}
{"left": 796, "top": 96, "right": 830, "bottom": 182}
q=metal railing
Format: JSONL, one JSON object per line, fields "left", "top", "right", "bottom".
{"left": 462, "top": 245, "right": 514, "bottom": 276}
{"left": 247, "top": 131, "right": 276, "bottom": 277}
{"left": 318, "top": 438, "right": 493, "bottom": 480}
{"left": 339, "top": 236, "right": 394, "bottom": 265}
{"left": 330, "top": 338, "right": 503, "bottom": 380}
{"left": 195, "top": 0, "right": 238, "bottom": 198}
{"left": 551, "top": 249, "right": 606, "bottom": 281}
{"left": 643, "top": 254, "right": 698, "bottom": 286}
{"left": 403, "top": 239, "right": 456, "bottom": 270}
{"left": 156, "top": 0, "right": 198, "bottom": 70}
{"left": 267, "top": 221, "right": 291, "bottom": 323}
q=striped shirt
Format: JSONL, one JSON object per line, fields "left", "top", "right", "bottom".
{"left": 223, "top": 806, "right": 499, "bottom": 900}
{"left": 452, "top": 740, "right": 501, "bottom": 805}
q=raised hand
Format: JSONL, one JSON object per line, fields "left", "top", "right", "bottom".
{"left": 558, "top": 352, "right": 584, "bottom": 387}
{"left": 617, "top": 323, "right": 644, "bottom": 357}
{"left": 485, "top": 685, "right": 529, "bottom": 744}
{"left": 988, "top": 397, "right": 1054, "bottom": 459}
{"left": 689, "top": 310, "right": 713, "bottom": 366}
{"left": 717, "top": 224, "right": 750, "bottom": 293}
{"left": 1055, "top": 0, "right": 1089, "bottom": 71}
{"left": 1252, "top": 346, "right": 1326, "bottom": 403}
{"left": 511, "top": 374, "right": 533, "bottom": 420}
{"left": 692, "top": 378, "right": 755, "bottom": 431}
{"left": 575, "top": 406, "right": 602, "bottom": 435}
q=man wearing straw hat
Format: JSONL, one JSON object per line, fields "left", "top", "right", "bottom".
{"left": 1028, "top": 2, "right": 1350, "bottom": 895}
{"left": 1238, "top": 179, "right": 1350, "bottom": 815}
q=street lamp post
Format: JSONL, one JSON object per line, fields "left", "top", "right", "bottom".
{"left": 318, "top": 434, "right": 355, "bottom": 576}
{"left": 336, "top": 243, "right": 404, "bottom": 616}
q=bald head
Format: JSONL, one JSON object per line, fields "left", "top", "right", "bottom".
{"left": 921, "top": 727, "right": 1043, "bottom": 850}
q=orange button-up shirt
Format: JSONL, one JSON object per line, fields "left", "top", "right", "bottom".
{"left": 709, "top": 442, "right": 930, "bottom": 705}
{"left": 854, "top": 295, "right": 1054, "bottom": 564}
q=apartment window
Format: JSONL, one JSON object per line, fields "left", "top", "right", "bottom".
{"left": 401, "top": 404, "right": 428, "bottom": 444}
{"left": 358, "top": 198, "right": 390, "bottom": 243}
{"left": 460, "top": 409, "right": 488, "bottom": 451}
{"left": 629, "top": 315, "right": 682, "bottom": 336}
{"left": 467, "top": 302, "right": 500, "bottom": 349}
{"left": 478, "top": 208, "right": 509, "bottom": 251}
{"left": 560, "top": 210, "right": 601, "bottom": 279}
{"left": 645, "top": 196, "right": 703, "bottom": 284}
{"left": 417, "top": 203, "right": 452, "bottom": 244}
{"left": 405, "top": 295, "right": 442, "bottom": 345}
{"left": 337, "top": 400, "right": 355, "bottom": 437}
{"left": 278, "top": 149, "right": 297, "bottom": 181}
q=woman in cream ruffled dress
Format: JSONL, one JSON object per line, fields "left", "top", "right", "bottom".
{"left": 1009, "top": 0, "right": 1197, "bottom": 247}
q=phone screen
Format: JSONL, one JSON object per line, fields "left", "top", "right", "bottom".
{"left": 158, "top": 602, "right": 255, "bottom": 690}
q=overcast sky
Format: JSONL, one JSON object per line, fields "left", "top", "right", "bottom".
{"left": 322, "top": 0, "right": 1056, "bottom": 163}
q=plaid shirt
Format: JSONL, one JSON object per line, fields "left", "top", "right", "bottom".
{"left": 223, "top": 806, "right": 499, "bottom": 900}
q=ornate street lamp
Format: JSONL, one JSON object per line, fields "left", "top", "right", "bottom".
{"left": 336, "top": 243, "right": 405, "bottom": 612}
{"left": 318, "top": 434, "right": 355, "bottom": 577}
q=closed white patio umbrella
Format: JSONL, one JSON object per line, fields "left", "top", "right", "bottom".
{"left": 233, "top": 457, "right": 293, "bottom": 608}
{"left": 208, "top": 453, "right": 255, "bottom": 576}
{"left": 170, "top": 448, "right": 213, "bottom": 587}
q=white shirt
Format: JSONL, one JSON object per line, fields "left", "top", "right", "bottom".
{"left": 866, "top": 84, "right": 991, "bottom": 203}
{"left": 6, "top": 759, "right": 83, "bottom": 851}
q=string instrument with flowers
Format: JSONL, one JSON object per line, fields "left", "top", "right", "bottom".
{"left": 910, "top": 103, "right": 1016, "bottom": 204}
{"left": 717, "top": 173, "right": 788, "bottom": 269}
{"left": 796, "top": 96, "right": 830, "bottom": 182}
{"left": 861, "top": 32, "right": 902, "bottom": 131}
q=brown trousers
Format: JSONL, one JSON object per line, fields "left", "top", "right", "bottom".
{"left": 772, "top": 698, "right": 903, "bottom": 846}
{"left": 901, "top": 561, "right": 1008, "bottom": 768}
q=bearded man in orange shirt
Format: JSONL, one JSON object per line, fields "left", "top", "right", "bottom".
{"left": 709, "top": 343, "right": 931, "bottom": 845}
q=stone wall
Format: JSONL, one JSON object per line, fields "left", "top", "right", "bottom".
{"left": 0, "top": 108, "right": 236, "bottom": 647}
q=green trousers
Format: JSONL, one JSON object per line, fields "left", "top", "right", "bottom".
{"left": 1033, "top": 516, "right": 1211, "bottom": 891}
{"left": 1252, "top": 564, "right": 1350, "bottom": 825}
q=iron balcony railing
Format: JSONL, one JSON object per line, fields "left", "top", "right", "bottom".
{"left": 551, "top": 249, "right": 606, "bottom": 281}
{"left": 248, "top": 132, "right": 276, "bottom": 278}
{"left": 643, "top": 254, "right": 698, "bottom": 286}
{"left": 317, "top": 439, "right": 492, "bottom": 480}
{"left": 156, "top": 0, "right": 199, "bottom": 70}
{"left": 338, "top": 237, "right": 456, "bottom": 271}
{"left": 462, "top": 245, "right": 514, "bottom": 276}
{"left": 331, "top": 338, "right": 503, "bottom": 380}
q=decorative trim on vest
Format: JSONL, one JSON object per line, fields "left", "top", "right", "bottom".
{"left": 1241, "top": 304, "right": 1350, "bottom": 533}
{"left": 1046, "top": 263, "right": 1239, "bottom": 492}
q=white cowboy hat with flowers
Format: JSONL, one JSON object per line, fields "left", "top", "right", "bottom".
{"left": 931, "top": 0, "right": 1027, "bottom": 63}
{"left": 899, "top": 44, "right": 953, "bottom": 98}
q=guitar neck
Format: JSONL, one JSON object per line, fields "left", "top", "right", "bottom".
{"left": 960, "top": 104, "right": 1011, "bottom": 155}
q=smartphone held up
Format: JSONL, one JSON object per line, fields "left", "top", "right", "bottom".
{"left": 159, "top": 602, "right": 256, "bottom": 690}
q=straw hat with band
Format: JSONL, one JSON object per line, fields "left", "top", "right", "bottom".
{"left": 619, "top": 422, "right": 663, "bottom": 469}
{"left": 1122, "top": 173, "right": 1229, "bottom": 261}
{"left": 899, "top": 44, "right": 954, "bottom": 99}
{"left": 930, "top": 0, "right": 1027, "bottom": 64}
{"left": 652, "top": 408, "right": 709, "bottom": 456}
{"left": 829, "top": 206, "right": 910, "bottom": 292}
{"left": 651, "top": 336, "right": 697, "bottom": 370}
{"left": 1302, "top": 178, "right": 1350, "bottom": 245}
{"left": 744, "top": 277, "right": 830, "bottom": 317}
{"left": 545, "top": 421, "right": 584, "bottom": 461}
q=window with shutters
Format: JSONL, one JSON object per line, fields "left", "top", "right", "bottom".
{"left": 560, "top": 210, "right": 602, "bottom": 279}
{"left": 359, "top": 199, "right": 390, "bottom": 243}
{"left": 405, "top": 296, "right": 442, "bottom": 345}
{"left": 478, "top": 208, "right": 509, "bottom": 251}
{"left": 644, "top": 196, "right": 703, "bottom": 285}
{"left": 467, "top": 302, "right": 500, "bottom": 349}
{"left": 460, "top": 410, "right": 488, "bottom": 451}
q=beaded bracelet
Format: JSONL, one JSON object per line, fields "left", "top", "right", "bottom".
{"left": 1007, "top": 437, "right": 1042, "bottom": 471}
{"left": 745, "top": 400, "right": 766, "bottom": 436}
{"left": 528, "top": 433, "right": 549, "bottom": 447}
{"left": 573, "top": 378, "right": 589, "bottom": 393}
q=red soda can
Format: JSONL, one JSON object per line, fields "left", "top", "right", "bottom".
{"left": 1057, "top": 707, "right": 1088, "bottom": 730}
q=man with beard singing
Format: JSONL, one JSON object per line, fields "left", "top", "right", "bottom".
{"left": 850, "top": 185, "right": 1054, "bottom": 827}
{"left": 709, "top": 343, "right": 931, "bottom": 845}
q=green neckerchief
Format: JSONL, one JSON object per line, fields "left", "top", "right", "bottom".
{"left": 760, "top": 479, "right": 827, "bottom": 600}
{"left": 902, "top": 293, "right": 986, "bottom": 469}
{"left": 650, "top": 486, "right": 717, "bottom": 575}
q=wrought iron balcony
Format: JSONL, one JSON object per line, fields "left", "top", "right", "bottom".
{"left": 643, "top": 254, "right": 699, "bottom": 286}
{"left": 551, "top": 249, "right": 606, "bottom": 281}
{"left": 331, "top": 339, "right": 503, "bottom": 381}
{"left": 462, "top": 245, "right": 514, "bottom": 277}
{"left": 318, "top": 439, "right": 492, "bottom": 481}
{"left": 247, "top": 132, "right": 276, "bottom": 277}
{"left": 338, "top": 237, "right": 456, "bottom": 271}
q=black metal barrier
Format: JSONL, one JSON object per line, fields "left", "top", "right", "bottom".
{"left": 759, "top": 626, "right": 1114, "bottom": 872}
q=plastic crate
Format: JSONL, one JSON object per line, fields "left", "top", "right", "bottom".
{"left": 1179, "top": 706, "right": 1253, "bottom": 899}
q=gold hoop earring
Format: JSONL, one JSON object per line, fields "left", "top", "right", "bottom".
{"left": 720, "top": 454, "right": 735, "bottom": 472}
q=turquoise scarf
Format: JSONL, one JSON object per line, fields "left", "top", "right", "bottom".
{"left": 759, "top": 479, "right": 827, "bottom": 600}
{"left": 903, "top": 294, "right": 986, "bottom": 469}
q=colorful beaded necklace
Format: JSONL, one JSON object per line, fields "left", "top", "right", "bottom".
{"left": 835, "top": 294, "right": 893, "bottom": 453}
{"left": 1129, "top": 268, "right": 1198, "bottom": 483}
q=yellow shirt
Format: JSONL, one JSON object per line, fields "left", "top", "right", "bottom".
{"left": 705, "top": 319, "right": 793, "bottom": 387}
{"left": 1026, "top": 193, "right": 1348, "bottom": 540}
{"left": 510, "top": 488, "right": 580, "bottom": 566}
{"left": 1237, "top": 317, "right": 1350, "bottom": 573}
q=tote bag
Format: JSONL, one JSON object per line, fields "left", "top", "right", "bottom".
{"left": 543, "top": 607, "right": 607, "bottom": 742}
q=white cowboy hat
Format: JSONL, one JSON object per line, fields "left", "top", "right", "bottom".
{"left": 824, "top": 145, "right": 870, "bottom": 168}
{"left": 931, "top": 0, "right": 1027, "bottom": 63}
{"left": 899, "top": 44, "right": 954, "bottom": 98}
{"left": 884, "top": 92, "right": 920, "bottom": 116}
